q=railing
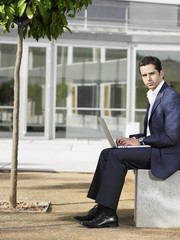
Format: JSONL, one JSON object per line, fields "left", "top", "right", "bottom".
{"left": 68, "top": 2, "right": 180, "bottom": 33}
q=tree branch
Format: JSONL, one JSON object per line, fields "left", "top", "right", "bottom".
{"left": 14, "top": 12, "right": 38, "bottom": 29}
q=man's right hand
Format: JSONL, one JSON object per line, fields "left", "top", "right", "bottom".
{"left": 116, "top": 137, "right": 141, "bottom": 146}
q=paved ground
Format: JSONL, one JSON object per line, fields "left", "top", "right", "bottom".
{"left": 0, "top": 139, "right": 108, "bottom": 172}
{"left": 0, "top": 171, "right": 180, "bottom": 240}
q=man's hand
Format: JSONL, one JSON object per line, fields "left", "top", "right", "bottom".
{"left": 116, "top": 137, "right": 140, "bottom": 146}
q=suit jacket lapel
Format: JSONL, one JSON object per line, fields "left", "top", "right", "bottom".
{"left": 149, "top": 82, "right": 168, "bottom": 120}
{"left": 144, "top": 103, "right": 150, "bottom": 135}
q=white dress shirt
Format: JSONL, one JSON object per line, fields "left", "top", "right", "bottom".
{"left": 146, "top": 80, "right": 164, "bottom": 136}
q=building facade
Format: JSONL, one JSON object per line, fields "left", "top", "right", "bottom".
{"left": 0, "top": 0, "right": 180, "bottom": 140}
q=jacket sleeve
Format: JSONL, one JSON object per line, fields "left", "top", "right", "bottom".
{"left": 143, "top": 90, "right": 180, "bottom": 148}
{"left": 129, "top": 133, "right": 145, "bottom": 139}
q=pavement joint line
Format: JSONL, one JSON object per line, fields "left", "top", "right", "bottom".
{"left": 0, "top": 162, "right": 11, "bottom": 169}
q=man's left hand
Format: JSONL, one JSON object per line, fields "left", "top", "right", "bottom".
{"left": 116, "top": 137, "right": 140, "bottom": 146}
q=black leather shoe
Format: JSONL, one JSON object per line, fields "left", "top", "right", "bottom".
{"left": 74, "top": 205, "right": 99, "bottom": 221}
{"left": 80, "top": 211, "right": 119, "bottom": 228}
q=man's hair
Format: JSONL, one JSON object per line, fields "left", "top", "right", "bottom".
{"left": 139, "top": 56, "right": 162, "bottom": 73}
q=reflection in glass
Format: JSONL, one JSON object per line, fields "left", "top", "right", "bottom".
{"left": 0, "top": 44, "right": 16, "bottom": 137}
{"left": 0, "top": 79, "right": 14, "bottom": 106}
{"left": 55, "top": 109, "right": 67, "bottom": 138}
{"left": 110, "top": 84, "right": 126, "bottom": 109}
{"left": 56, "top": 46, "right": 128, "bottom": 138}
{"left": 0, "top": 44, "right": 15, "bottom": 106}
{"left": 55, "top": 109, "right": 126, "bottom": 138}
{"left": 26, "top": 47, "right": 46, "bottom": 136}
{"left": 56, "top": 47, "right": 68, "bottom": 108}
{"left": 0, "top": 108, "right": 13, "bottom": 136}
{"left": 73, "top": 47, "right": 93, "bottom": 63}
{"left": 106, "top": 49, "right": 127, "bottom": 61}
{"left": 0, "top": 44, "right": 16, "bottom": 68}
{"left": 77, "top": 85, "right": 99, "bottom": 115}
{"left": 135, "top": 111, "right": 146, "bottom": 133}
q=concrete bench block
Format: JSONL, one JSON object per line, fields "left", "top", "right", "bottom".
{"left": 134, "top": 170, "right": 180, "bottom": 228}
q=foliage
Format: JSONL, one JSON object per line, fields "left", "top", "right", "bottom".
{"left": 0, "top": 0, "right": 92, "bottom": 40}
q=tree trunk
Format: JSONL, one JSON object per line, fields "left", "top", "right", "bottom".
{"left": 9, "top": 24, "right": 23, "bottom": 208}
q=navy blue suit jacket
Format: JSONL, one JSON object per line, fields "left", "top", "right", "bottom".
{"left": 132, "top": 82, "right": 180, "bottom": 178}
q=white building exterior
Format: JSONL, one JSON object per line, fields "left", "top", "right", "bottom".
{"left": 0, "top": 0, "right": 180, "bottom": 140}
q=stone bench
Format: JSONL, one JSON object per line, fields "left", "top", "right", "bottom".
{"left": 134, "top": 169, "right": 180, "bottom": 228}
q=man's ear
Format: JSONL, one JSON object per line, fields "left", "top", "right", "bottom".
{"left": 160, "top": 70, "right": 164, "bottom": 79}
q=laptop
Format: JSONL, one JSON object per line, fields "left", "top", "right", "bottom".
{"left": 98, "top": 117, "right": 150, "bottom": 148}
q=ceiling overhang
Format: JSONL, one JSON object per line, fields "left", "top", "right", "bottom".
{"left": 123, "top": 0, "right": 180, "bottom": 5}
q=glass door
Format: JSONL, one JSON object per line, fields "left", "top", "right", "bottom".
{"left": 26, "top": 47, "right": 46, "bottom": 136}
{"left": 0, "top": 43, "right": 16, "bottom": 138}
{"left": 20, "top": 45, "right": 48, "bottom": 138}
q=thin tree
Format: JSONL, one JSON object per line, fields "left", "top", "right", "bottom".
{"left": 0, "top": 0, "right": 92, "bottom": 208}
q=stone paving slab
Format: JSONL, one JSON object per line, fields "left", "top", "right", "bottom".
{"left": 0, "top": 171, "right": 179, "bottom": 240}
{"left": 0, "top": 139, "right": 108, "bottom": 172}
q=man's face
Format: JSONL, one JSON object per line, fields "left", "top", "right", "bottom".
{"left": 140, "top": 64, "right": 164, "bottom": 91}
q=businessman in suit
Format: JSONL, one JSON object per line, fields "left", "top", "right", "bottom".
{"left": 74, "top": 56, "right": 180, "bottom": 228}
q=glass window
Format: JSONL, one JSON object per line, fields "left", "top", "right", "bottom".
{"left": 0, "top": 44, "right": 16, "bottom": 68}
{"left": 73, "top": 47, "right": 93, "bottom": 63}
{"left": 110, "top": 84, "right": 126, "bottom": 115}
{"left": 135, "top": 50, "right": 180, "bottom": 128}
{"left": 26, "top": 47, "right": 46, "bottom": 136}
{"left": 77, "top": 85, "right": 99, "bottom": 115}
{"left": 56, "top": 46, "right": 68, "bottom": 108}
{"left": 28, "top": 47, "right": 45, "bottom": 69}
{"left": 0, "top": 78, "right": 14, "bottom": 106}
{"left": 106, "top": 49, "right": 127, "bottom": 61}
{"left": 56, "top": 46, "right": 128, "bottom": 138}
{"left": 178, "top": 6, "right": 180, "bottom": 27}
{"left": 0, "top": 44, "right": 16, "bottom": 137}
{"left": 57, "top": 47, "right": 68, "bottom": 65}
{"left": 87, "top": 0, "right": 128, "bottom": 24}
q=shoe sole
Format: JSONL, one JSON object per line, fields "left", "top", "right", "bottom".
{"left": 81, "top": 222, "right": 119, "bottom": 228}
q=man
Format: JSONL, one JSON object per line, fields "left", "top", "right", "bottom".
{"left": 74, "top": 56, "right": 180, "bottom": 228}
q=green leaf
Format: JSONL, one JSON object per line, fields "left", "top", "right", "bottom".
{"left": 6, "top": 7, "right": 15, "bottom": 22}
{"left": 44, "top": 0, "right": 52, "bottom": 9}
{"left": 28, "top": 25, "right": 33, "bottom": 38}
{"left": 8, "top": 6, "right": 15, "bottom": 15}
{"left": 64, "top": 26, "right": 72, "bottom": 34}
{"left": 26, "top": 6, "right": 34, "bottom": 19}
{"left": 2, "top": 28, "right": 7, "bottom": 34}
{"left": 52, "top": 26, "right": 60, "bottom": 39}
{"left": 57, "top": 24, "right": 64, "bottom": 35}
{"left": 17, "top": 0, "right": 26, "bottom": 8}
{"left": 52, "top": 11, "right": 58, "bottom": 24}
{"left": 67, "top": 14, "right": 74, "bottom": 18}
{"left": 23, "top": 25, "right": 28, "bottom": 38}
{"left": 5, "top": 20, "right": 11, "bottom": 32}
{"left": 31, "top": 1, "right": 38, "bottom": 14}
{"left": 58, "top": 2, "right": 64, "bottom": 11}
{"left": 45, "top": 27, "right": 51, "bottom": 41}
{"left": 50, "top": 22, "right": 55, "bottom": 35}
{"left": 67, "top": 0, "right": 74, "bottom": 11}
{"left": 11, "top": 22, "right": 15, "bottom": 28}
{"left": 76, "top": 0, "right": 80, "bottom": 8}
{"left": 38, "top": 2, "right": 46, "bottom": 16}
{"left": 37, "top": 24, "right": 44, "bottom": 38}
{"left": 60, "top": 14, "right": 68, "bottom": 26}
{"left": 18, "top": 2, "right": 27, "bottom": 17}
{"left": 1, "top": 17, "right": 8, "bottom": 26}
{"left": 42, "top": 12, "right": 50, "bottom": 25}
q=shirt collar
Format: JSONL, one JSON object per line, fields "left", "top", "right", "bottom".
{"left": 147, "top": 80, "right": 164, "bottom": 99}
